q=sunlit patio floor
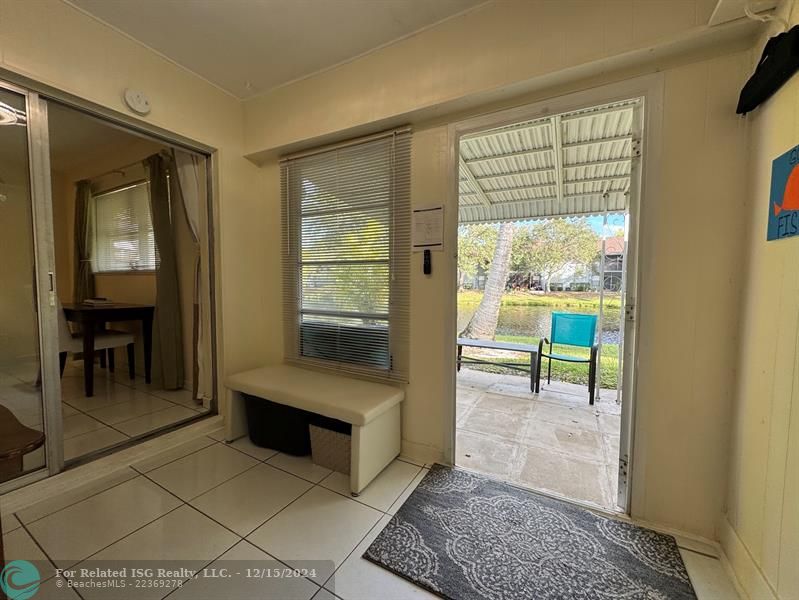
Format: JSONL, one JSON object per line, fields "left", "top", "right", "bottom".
{"left": 456, "top": 368, "right": 622, "bottom": 512}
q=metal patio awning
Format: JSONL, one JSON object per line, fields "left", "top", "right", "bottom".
{"left": 458, "top": 99, "right": 639, "bottom": 224}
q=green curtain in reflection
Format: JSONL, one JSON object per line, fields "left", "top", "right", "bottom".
{"left": 73, "top": 180, "right": 94, "bottom": 303}
{"left": 146, "top": 153, "right": 184, "bottom": 390}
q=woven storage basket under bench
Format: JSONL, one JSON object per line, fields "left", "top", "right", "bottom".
{"left": 226, "top": 364, "right": 404, "bottom": 495}
{"left": 310, "top": 415, "right": 352, "bottom": 474}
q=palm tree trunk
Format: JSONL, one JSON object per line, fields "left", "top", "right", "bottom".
{"left": 460, "top": 221, "right": 514, "bottom": 339}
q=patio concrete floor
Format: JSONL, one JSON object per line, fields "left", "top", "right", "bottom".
{"left": 456, "top": 367, "right": 622, "bottom": 511}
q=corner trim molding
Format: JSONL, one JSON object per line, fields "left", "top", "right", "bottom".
{"left": 719, "top": 516, "right": 779, "bottom": 600}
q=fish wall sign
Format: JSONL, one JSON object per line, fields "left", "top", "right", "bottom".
{"left": 769, "top": 144, "right": 799, "bottom": 241}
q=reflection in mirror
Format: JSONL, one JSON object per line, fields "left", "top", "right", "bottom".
{"left": 0, "top": 88, "right": 47, "bottom": 483}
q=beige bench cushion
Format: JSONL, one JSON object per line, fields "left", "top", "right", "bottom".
{"left": 225, "top": 365, "right": 404, "bottom": 427}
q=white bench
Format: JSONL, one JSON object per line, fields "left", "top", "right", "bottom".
{"left": 225, "top": 364, "right": 404, "bottom": 495}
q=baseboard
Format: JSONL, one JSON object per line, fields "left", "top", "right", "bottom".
{"left": 400, "top": 439, "right": 444, "bottom": 466}
{"left": 719, "top": 516, "right": 779, "bottom": 600}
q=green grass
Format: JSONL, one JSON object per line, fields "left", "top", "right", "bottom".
{"left": 458, "top": 289, "right": 622, "bottom": 309}
{"left": 462, "top": 335, "right": 620, "bottom": 389}
{"left": 457, "top": 290, "right": 622, "bottom": 388}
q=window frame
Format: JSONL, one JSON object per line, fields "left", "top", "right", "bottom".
{"left": 89, "top": 179, "right": 157, "bottom": 274}
{"left": 280, "top": 127, "right": 411, "bottom": 383}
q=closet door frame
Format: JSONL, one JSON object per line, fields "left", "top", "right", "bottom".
{"left": 0, "top": 68, "right": 221, "bottom": 490}
{"left": 27, "top": 91, "right": 64, "bottom": 476}
{"left": 0, "top": 79, "right": 64, "bottom": 493}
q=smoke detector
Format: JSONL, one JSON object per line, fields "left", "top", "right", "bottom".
{"left": 123, "top": 89, "right": 151, "bottom": 116}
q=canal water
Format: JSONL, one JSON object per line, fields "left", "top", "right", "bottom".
{"left": 457, "top": 302, "right": 622, "bottom": 345}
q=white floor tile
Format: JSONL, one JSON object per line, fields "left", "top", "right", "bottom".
{"left": 131, "top": 437, "right": 216, "bottom": 473}
{"left": 87, "top": 394, "right": 175, "bottom": 425}
{"left": 76, "top": 504, "right": 239, "bottom": 600}
{"left": 313, "top": 589, "right": 341, "bottom": 600}
{"left": 387, "top": 468, "right": 429, "bottom": 515}
{"left": 3, "top": 526, "right": 58, "bottom": 583}
{"left": 61, "top": 382, "right": 140, "bottom": 411}
{"left": 191, "top": 463, "right": 313, "bottom": 536}
{"left": 266, "top": 453, "right": 332, "bottom": 484}
{"left": 147, "top": 442, "right": 258, "bottom": 501}
{"left": 113, "top": 405, "right": 198, "bottom": 437}
{"left": 61, "top": 403, "right": 80, "bottom": 417}
{"left": 63, "top": 413, "right": 106, "bottom": 439}
{"left": 673, "top": 534, "right": 720, "bottom": 558}
{"left": 17, "top": 468, "right": 138, "bottom": 524}
{"left": 247, "top": 486, "right": 381, "bottom": 583}
{"left": 22, "top": 446, "right": 46, "bottom": 472}
{"left": 169, "top": 540, "right": 319, "bottom": 600}
{"left": 1, "top": 512, "right": 21, "bottom": 534}
{"left": 63, "top": 426, "right": 128, "bottom": 462}
{"left": 149, "top": 387, "right": 203, "bottom": 410}
{"left": 327, "top": 514, "right": 438, "bottom": 600}
{"left": 61, "top": 372, "right": 123, "bottom": 410}
{"left": 87, "top": 503, "right": 238, "bottom": 562}
{"left": 26, "top": 476, "right": 181, "bottom": 568}
{"left": 320, "top": 460, "right": 421, "bottom": 512}
{"left": 680, "top": 549, "right": 741, "bottom": 600}
{"left": 34, "top": 576, "right": 82, "bottom": 599}
{"left": 227, "top": 436, "right": 279, "bottom": 461}
{"left": 76, "top": 505, "right": 239, "bottom": 600}
{"left": 206, "top": 427, "right": 226, "bottom": 441}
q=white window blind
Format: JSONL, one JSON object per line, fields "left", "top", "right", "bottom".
{"left": 90, "top": 181, "right": 156, "bottom": 273}
{"left": 281, "top": 128, "right": 411, "bottom": 382}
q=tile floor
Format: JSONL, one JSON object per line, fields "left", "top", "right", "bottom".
{"left": 0, "top": 426, "right": 740, "bottom": 599}
{"left": 0, "top": 357, "right": 209, "bottom": 474}
{"left": 456, "top": 367, "right": 621, "bottom": 511}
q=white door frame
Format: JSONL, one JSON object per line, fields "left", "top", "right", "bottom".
{"left": 444, "top": 73, "right": 664, "bottom": 515}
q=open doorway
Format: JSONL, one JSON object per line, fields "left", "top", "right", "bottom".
{"left": 454, "top": 97, "right": 643, "bottom": 514}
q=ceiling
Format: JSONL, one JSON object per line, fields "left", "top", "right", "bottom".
{"left": 48, "top": 102, "right": 163, "bottom": 177}
{"left": 69, "top": 0, "right": 485, "bottom": 99}
{"left": 459, "top": 99, "right": 640, "bottom": 224}
{"left": 708, "top": 0, "right": 779, "bottom": 26}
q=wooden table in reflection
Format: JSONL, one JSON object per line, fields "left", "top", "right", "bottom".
{"left": 62, "top": 303, "right": 155, "bottom": 398}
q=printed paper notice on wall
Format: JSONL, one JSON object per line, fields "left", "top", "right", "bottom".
{"left": 412, "top": 205, "right": 444, "bottom": 251}
{"left": 768, "top": 144, "right": 799, "bottom": 241}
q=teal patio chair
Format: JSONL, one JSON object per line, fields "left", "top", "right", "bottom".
{"left": 535, "top": 312, "right": 599, "bottom": 404}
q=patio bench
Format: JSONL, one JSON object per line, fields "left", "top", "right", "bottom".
{"left": 457, "top": 338, "right": 539, "bottom": 392}
{"left": 226, "top": 364, "right": 404, "bottom": 495}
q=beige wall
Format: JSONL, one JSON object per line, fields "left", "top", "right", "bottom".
{"left": 0, "top": 184, "right": 39, "bottom": 363}
{"left": 0, "top": 0, "right": 268, "bottom": 413}
{"left": 248, "top": 32, "right": 752, "bottom": 543}
{"left": 243, "top": 0, "right": 720, "bottom": 157}
{"left": 632, "top": 52, "right": 750, "bottom": 539}
{"left": 721, "top": 2, "right": 799, "bottom": 599}
{"left": 0, "top": 0, "right": 780, "bottom": 552}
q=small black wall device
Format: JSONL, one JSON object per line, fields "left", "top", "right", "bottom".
{"left": 423, "top": 249, "right": 432, "bottom": 275}
{"left": 737, "top": 25, "right": 799, "bottom": 115}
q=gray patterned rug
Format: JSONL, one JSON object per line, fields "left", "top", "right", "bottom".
{"left": 364, "top": 464, "right": 696, "bottom": 600}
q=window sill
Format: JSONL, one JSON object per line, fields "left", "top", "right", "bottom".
{"left": 93, "top": 270, "right": 157, "bottom": 275}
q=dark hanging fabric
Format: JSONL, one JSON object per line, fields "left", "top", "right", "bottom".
{"left": 146, "top": 153, "right": 184, "bottom": 390}
{"left": 73, "top": 180, "right": 95, "bottom": 303}
{"left": 737, "top": 25, "right": 799, "bottom": 115}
